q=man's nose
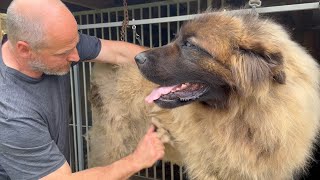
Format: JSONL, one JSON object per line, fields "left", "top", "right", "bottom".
{"left": 67, "top": 48, "right": 80, "bottom": 62}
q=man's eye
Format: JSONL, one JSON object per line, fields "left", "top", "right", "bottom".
{"left": 57, "top": 51, "right": 70, "bottom": 57}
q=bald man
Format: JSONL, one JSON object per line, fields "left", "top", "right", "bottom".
{"left": 0, "top": 0, "right": 165, "bottom": 179}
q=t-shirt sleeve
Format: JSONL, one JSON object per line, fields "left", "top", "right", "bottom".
{"left": 0, "top": 117, "right": 66, "bottom": 179}
{"left": 76, "top": 33, "right": 102, "bottom": 62}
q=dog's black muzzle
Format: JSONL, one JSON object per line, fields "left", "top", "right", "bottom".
{"left": 135, "top": 52, "right": 148, "bottom": 65}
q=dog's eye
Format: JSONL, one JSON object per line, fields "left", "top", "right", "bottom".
{"left": 183, "top": 41, "right": 194, "bottom": 48}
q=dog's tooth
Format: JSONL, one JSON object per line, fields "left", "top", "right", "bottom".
{"left": 181, "top": 84, "right": 188, "bottom": 89}
{"left": 180, "top": 97, "right": 189, "bottom": 101}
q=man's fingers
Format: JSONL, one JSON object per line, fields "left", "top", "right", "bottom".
{"left": 147, "top": 124, "right": 155, "bottom": 134}
{"left": 151, "top": 117, "right": 163, "bottom": 128}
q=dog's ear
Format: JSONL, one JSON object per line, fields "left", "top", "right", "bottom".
{"left": 237, "top": 39, "right": 286, "bottom": 80}
{"left": 234, "top": 17, "right": 287, "bottom": 85}
{"left": 243, "top": 46, "right": 285, "bottom": 84}
{"left": 231, "top": 45, "right": 286, "bottom": 95}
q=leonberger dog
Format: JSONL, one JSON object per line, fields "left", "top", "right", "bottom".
{"left": 88, "top": 10, "right": 320, "bottom": 180}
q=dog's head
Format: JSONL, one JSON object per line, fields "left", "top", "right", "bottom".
{"left": 135, "top": 11, "right": 286, "bottom": 109}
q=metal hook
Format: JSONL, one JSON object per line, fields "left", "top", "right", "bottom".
{"left": 249, "top": 0, "right": 261, "bottom": 8}
{"left": 248, "top": 0, "right": 262, "bottom": 14}
{"left": 131, "top": 19, "right": 142, "bottom": 45}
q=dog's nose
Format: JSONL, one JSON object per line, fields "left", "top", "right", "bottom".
{"left": 135, "top": 53, "right": 147, "bottom": 64}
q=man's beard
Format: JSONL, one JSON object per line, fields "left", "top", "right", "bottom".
{"left": 28, "top": 57, "right": 71, "bottom": 76}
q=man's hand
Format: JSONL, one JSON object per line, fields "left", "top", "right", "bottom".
{"left": 42, "top": 125, "right": 164, "bottom": 180}
{"left": 131, "top": 125, "right": 165, "bottom": 169}
{"left": 152, "top": 117, "right": 174, "bottom": 146}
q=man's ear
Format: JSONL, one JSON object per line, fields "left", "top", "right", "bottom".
{"left": 16, "top": 41, "right": 33, "bottom": 58}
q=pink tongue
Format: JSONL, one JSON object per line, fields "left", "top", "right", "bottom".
{"left": 145, "top": 85, "right": 178, "bottom": 104}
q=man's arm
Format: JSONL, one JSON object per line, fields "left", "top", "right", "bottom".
{"left": 90, "top": 39, "right": 147, "bottom": 64}
{"left": 41, "top": 125, "right": 164, "bottom": 180}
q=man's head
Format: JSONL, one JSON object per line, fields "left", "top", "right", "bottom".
{"left": 6, "top": 0, "right": 80, "bottom": 76}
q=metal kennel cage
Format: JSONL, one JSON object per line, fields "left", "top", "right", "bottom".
{"left": 69, "top": 0, "right": 320, "bottom": 179}
{"left": 70, "top": 1, "right": 210, "bottom": 179}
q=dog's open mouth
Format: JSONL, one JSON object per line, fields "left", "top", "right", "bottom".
{"left": 145, "top": 82, "right": 209, "bottom": 104}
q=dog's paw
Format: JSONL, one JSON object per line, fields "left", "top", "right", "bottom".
{"left": 151, "top": 117, "right": 174, "bottom": 146}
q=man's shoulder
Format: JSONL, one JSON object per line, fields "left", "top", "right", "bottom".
{"left": 0, "top": 74, "right": 26, "bottom": 96}
{"left": 0, "top": 75, "right": 19, "bottom": 97}
{"left": 0, "top": 79, "right": 42, "bottom": 118}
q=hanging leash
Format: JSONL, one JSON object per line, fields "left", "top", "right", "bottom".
{"left": 120, "top": 0, "right": 142, "bottom": 45}
{"left": 120, "top": 0, "right": 129, "bottom": 41}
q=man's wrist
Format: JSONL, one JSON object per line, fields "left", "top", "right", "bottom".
{"left": 125, "top": 153, "right": 143, "bottom": 172}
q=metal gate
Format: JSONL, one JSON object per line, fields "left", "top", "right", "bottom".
{"left": 70, "top": 1, "right": 210, "bottom": 179}
{"left": 69, "top": 1, "right": 320, "bottom": 179}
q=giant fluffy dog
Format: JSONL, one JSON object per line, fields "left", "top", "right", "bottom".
{"left": 88, "top": 10, "right": 320, "bottom": 180}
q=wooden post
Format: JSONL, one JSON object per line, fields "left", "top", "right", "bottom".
{"left": 0, "top": 14, "right": 6, "bottom": 42}
{"left": 0, "top": 14, "right": 6, "bottom": 37}
{"left": 207, "top": 0, "right": 213, "bottom": 8}
{"left": 0, "top": 14, "right": 2, "bottom": 36}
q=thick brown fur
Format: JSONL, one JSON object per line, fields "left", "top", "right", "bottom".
{"left": 88, "top": 10, "right": 320, "bottom": 180}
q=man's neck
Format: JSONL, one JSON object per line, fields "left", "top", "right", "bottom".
{"left": 1, "top": 42, "right": 43, "bottom": 78}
